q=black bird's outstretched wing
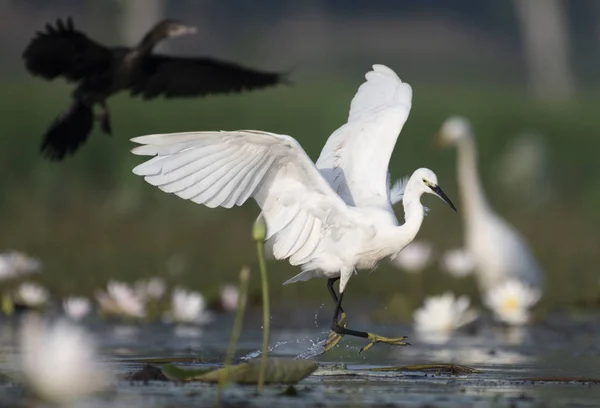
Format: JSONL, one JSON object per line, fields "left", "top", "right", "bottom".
{"left": 129, "top": 56, "right": 286, "bottom": 99}
{"left": 23, "top": 18, "right": 111, "bottom": 82}
{"left": 41, "top": 100, "right": 94, "bottom": 161}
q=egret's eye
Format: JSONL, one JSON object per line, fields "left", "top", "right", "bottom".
{"left": 422, "top": 178, "right": 427, "bottom": 184}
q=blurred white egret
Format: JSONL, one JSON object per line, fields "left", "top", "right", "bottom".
{"left": 437, "top": 117, "right": 544, "bottom": 293}
{"left": 131, "top": 64, "right": 457, "bottom": 353}
{"left": 484, "top": 279, "right": 541, "bottom": 325}
{"left": 413, "top": 293, "right": 478, "bottom": 342}
{"left": 19, "top": 316, "right": 111, "bottom": 404}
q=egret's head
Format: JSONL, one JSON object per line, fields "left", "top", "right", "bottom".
{"left": 413, "top": 168, "right": 457, "bottom": 211}
{"left": 435, "top": 116, "right": 472, "bottom": 147}
{"left": 155, "top": 19, "right": 198, "bottom": 39}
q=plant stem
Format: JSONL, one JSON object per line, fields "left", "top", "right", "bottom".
{"left": 218, "top": 266, "right": 251, "bottom": 403}
{"left": 253, "top": 217, "right": 269, "bottom": 392}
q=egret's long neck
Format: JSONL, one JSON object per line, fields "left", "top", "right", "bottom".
{"left": 457, "top": 135, "right": 491, "bottom": 221}
{"left": 393, "top": 184, "right": 425, "bottom": 250}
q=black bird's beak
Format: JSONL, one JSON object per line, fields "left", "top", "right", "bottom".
{"left": 431, "top": 184, "right": 457, "bottom": 212}
{"left": 171, "top": 25, "right": 198, "bottom": 38}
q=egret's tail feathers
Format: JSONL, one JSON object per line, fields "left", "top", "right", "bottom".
{"left": 282, "top": 270, "right": 317, "bottom": 285}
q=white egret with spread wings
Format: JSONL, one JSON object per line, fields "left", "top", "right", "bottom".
{"left": 131, "top": 65, "right": 457, "bottom": 353}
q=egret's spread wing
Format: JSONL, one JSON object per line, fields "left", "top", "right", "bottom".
{"left": 131, "top": 130, "right": 348, "bottom": 265}
{"left": 23, "top": 18, "right": 111, "bottom": 81}
{"left": 129, "top": 56, "right": 284, "bottom": 99}
{"left": 316, "top": 64, "right": 412, "bottom": 208}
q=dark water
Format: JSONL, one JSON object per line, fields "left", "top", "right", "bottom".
{"left": 1, "top": 312, "right": 600, "bottom": 407}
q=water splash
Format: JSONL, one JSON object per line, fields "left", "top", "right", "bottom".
{"left": 314, "top": 303, "right": 325, "bottom": 328}
{"left": 295, "top": 337, "right": 327, "bottom": 360}
{"left": 239, "top": 340, "right": 291, "bottom": 361}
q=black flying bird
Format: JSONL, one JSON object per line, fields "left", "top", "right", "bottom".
{"left": 23, "top": 18, "right": 286, "bottom": 160}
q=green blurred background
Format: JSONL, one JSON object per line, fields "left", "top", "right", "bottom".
{"left": 1, "top": 0, "right": 599, "bottom": 314}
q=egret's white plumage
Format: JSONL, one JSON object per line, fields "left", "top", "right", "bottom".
{"left": 437, "top": 117, "right": 544, "bottom": 292}
{"left": 317, "top": 64, "right": 412, "bottom": 208}
{"left": 131, "top": 65, "right": 455, "bottom": 295}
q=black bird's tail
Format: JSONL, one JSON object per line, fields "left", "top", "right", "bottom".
{"left": 41, "top": 99, "right": 94, "bottom": 161}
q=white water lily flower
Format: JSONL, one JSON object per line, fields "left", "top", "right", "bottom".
{"left": 95, "top": 281, "right": 146, "bottom": 318}
{"left": 165, "top": 288, "right": 213, "bottom": 324}
{"left": 484, "top": 279, "right": 541, "bottom": 325}
{"left": 0, "top": 251, "right": 42, "bottom": 281}
{"left": 15, "top": 282, "right": 49, "bottom": 307}
{"left": 220, "top": 284, "right": 240, "bottom": 312}
{"left": 390, "top": 241, "right": 433, "bottom": 273}
{"left": 63, "top": 297, "right": 91, "bottom": 321}
{"left": 135, "top": 277, "right": 166, "bottom": 300}
{"left": 440, "top": 248, "right": 476, "bottom": 278}
{"left": 19, "top": 316, "right": 112, "bottom": 404}
{"left": 414, "top": 293, "right": 478, "bottom": 336}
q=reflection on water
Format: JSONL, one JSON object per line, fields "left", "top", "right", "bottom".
{"left": 1, "top": 312, "right": 600, "bottom": 407}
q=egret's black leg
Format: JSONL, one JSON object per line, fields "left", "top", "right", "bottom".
{"left": 324, "top": 289, "right": 411, "bottom": 353}
{"left": 326, "top": 277, "right": 344, "bottom": 316}
{"left": 330, "top": 291, "right": 368, "bottom": 339}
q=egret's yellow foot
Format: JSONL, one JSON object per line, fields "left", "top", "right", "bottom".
{"left": 359, "top": 333, "right": 410, "bottom": 353}
{"left": 324, "top": 312, "right": 347, "bottom": 352}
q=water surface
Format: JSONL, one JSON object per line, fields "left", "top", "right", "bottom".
{"left": 1, "top": 312, "right": 599, "bottom": 407}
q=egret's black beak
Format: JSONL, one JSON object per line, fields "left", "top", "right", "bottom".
{"left": 431, "top": 184, "right": 457, "bottom": 212}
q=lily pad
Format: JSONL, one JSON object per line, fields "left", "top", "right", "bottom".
{"left": 161, "top": 365, "right": 214, "bottom": 381}
{"left": 162, "top": 358, "right": 319, "bottom": 385}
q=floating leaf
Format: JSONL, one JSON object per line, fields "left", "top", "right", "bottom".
{"left": 367, "top": 363, "right": 482, "bottom": 375}
{"left": 163, "top": 358, "right": 318, "bottom": 385}
{"left": 162, "top": 364, "right": 213, "bottom": 381}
